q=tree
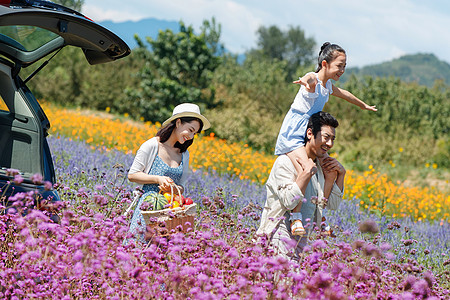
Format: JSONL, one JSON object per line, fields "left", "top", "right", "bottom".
{"left": 284, "top": 26, "right": 316, "bottom": 72}
{"left": 127, "top": 21, "right": 221, "bottom": 122}
{"left": 200, "top": 17, "right": 225, "bottom": 56}
{"left": 209, "top": 55, "right": 299, "bottom": 152}
{"left": 256, "top": 26, "right": 285, "bottom": 61}
{"left": 251, "top": 25, "right": 315, "bottom": 80}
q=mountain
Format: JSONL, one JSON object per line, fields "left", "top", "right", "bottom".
{"left": 100, "top": 18, "right": 180, "bottom": 49}
{"left": 100, "top": 17, "right": 245, "bottom": 61}
{"left": 340, "top": 53, "right": 450, "bottom": 87}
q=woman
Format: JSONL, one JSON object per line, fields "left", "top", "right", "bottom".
{"left": 127, "top": 103, "right": 210, "bottom": 244}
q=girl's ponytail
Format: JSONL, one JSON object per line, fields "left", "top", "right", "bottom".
{"left": 316, "top": 42, "right": 346, "bottom": 72}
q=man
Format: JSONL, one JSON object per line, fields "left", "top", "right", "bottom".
{"left": 257, "top": 111, "right": 346, "bottom": 260}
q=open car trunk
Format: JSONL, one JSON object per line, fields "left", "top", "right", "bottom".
{"left": 0, "top": 0, "right": 130, "bottom": 201}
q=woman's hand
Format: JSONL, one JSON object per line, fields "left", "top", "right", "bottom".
{"left": 158, "top": 176, "right": 174, "bottom": 192}
{"left": 159, "top": 184, "right": 184, "bottom": 197}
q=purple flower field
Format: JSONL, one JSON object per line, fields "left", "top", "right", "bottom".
{"left": 0, "top": 136, "right": 448, "bottom": 299}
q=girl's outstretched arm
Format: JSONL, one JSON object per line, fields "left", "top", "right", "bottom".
{"left": 332, "top": 85, "right": 377, "bottom": 111}
{"left": 293, "top": 73, "right": 317, "bottom": 93}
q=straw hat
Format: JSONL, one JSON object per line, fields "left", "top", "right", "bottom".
{"left": 162, "top": 103, "right": 211, "bottom": 130}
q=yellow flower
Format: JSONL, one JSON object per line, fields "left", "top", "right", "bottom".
{"left": 398, "top": 147, "right": 404, "bottom": 152}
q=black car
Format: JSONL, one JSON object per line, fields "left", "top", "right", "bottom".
{"left": 0, "top": 0, "right": 130, "bottom": 205}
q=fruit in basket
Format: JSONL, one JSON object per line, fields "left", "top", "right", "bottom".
{"left": 184, "top": 197, "right": 193, "bottom": 205}
{"left": 142, "top": 192, "right": 168, "bottom": 211}
{"left": 163, "top": 192, "right": 172, "bottom": 201}
{"left": 174, "top": 194, "right": 184, "bottom": 205}
{"left": 172, "top": 200, "right": 180, "bottom": 208}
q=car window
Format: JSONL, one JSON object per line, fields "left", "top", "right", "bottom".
{"left": 0, "top": 25, "right": 59, "bottom": 52}
{"left": 0, "top": 95, "right": 8, "bottom": 112}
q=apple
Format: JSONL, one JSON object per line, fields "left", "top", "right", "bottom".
{"left": 184, "top": 197, "right": 193, "bottom": 205}
{"left": 174, "top": 194, "right": 184, "bottom": 205}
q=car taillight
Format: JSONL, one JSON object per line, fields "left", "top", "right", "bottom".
{"left": 0, "top": 0, "right": 11, "bottom": 7}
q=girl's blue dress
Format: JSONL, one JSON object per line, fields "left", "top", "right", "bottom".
{"left": 127, "top": 155, "right": 183, "bottom": 244}
{"left": 275, "top": 72, "right": 333, "bottom": 155}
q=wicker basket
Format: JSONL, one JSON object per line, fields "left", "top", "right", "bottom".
{"left": 140, "top": 185, "right": 196, "bottom": 235}
{"left": 142, "top": 203, "right": 196, "bottom": 234}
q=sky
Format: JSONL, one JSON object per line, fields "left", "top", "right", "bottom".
{"left": 82, "top": 0, "right": 450, "bottom": 68}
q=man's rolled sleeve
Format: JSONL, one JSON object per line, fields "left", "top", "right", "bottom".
{"left": 328, "top": 183, "right": 344, "bottom": 210}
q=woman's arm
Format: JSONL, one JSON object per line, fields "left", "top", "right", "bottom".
{"left": 332, "top": 85, "right": 377, "bottom": 111}
{"left": 128, "top": 172, "right": 161, "bottom": 184}
{"left": 128, "top": 171, "right": 183, "bottom": 195}
{"left": 129, "top": 138, "right": 158, "bottom": 175}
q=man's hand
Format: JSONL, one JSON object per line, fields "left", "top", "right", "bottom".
{"left": 296, "top": 157, "right": 317, "bottom": 177}
{"left": 321, "top": 156, "right": 345, "bottom": 175}
{"left": 295, "top": 158, "right": 317, "bottom": 195}
{"left": 321, "top": 156, "right": 346, "bottom": 192}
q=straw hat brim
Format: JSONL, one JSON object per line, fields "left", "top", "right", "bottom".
{"left": 162, "top": 112, "right": 211, "bottom": 130}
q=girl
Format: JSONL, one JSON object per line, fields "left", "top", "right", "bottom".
{"left": 127, "top": 103, "right": 210, "bottom": 244}
{"left": 275, "top": 42, "right": 377, "bottom": 236}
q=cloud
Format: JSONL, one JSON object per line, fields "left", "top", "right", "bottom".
{"left": 82, "top": 0, "right": 450, "bottom": 67}
{"left": 82, "top": 4, "right": 145, "bottom": 22}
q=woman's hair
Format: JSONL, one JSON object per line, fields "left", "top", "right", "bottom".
{"left": 156, "top": 117, "right": 204, "bottom": 153}
{"left": 316, "top": 42, "right": 346, "bottom": 72}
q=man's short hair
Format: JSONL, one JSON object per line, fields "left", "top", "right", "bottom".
{"left": 305, "top": 111, "right": 339, "bottom": 143}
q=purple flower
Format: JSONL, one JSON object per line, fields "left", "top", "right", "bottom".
{"left": 13, "top": 174, "right": 23, "bottom": 185}
{"left": 358, "top": 219, "right": 379, "bottom": 234}
{"left": 281, "top": 236, "right": 298, "bottom": 250}
{"left": 43, "top": 181, "right": 53, "bottom": 191}
{"left": 380, "top": 242, "right": 392, "bottom": 251}
{"left": 312, "top": 239, "right": 327, "bottom": 250}
{"left": 6, "top": 168, "right": 20, "bottom": 176}
{"left": 73, "top": 262, "right": 84, "bottom": 276}
{"left": 403, "top": 275, "right": 417, "bottom": 291}
{"left": 31, "top": 173, "right": 43, "bottom": 184}
{"left": 412, "top": 279, "right": 430, "bottom": 297}
{"left": 73, "top": 250, "right": 84, "bottom": 261}
{"left": 226, "top": 248, "right": 239, "bottom": 259}
{"left": 309, "top": 271, "right": 332, "bottom": 289}
{"left": 0, "top": 134, "right": 443, "bottom": 299}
